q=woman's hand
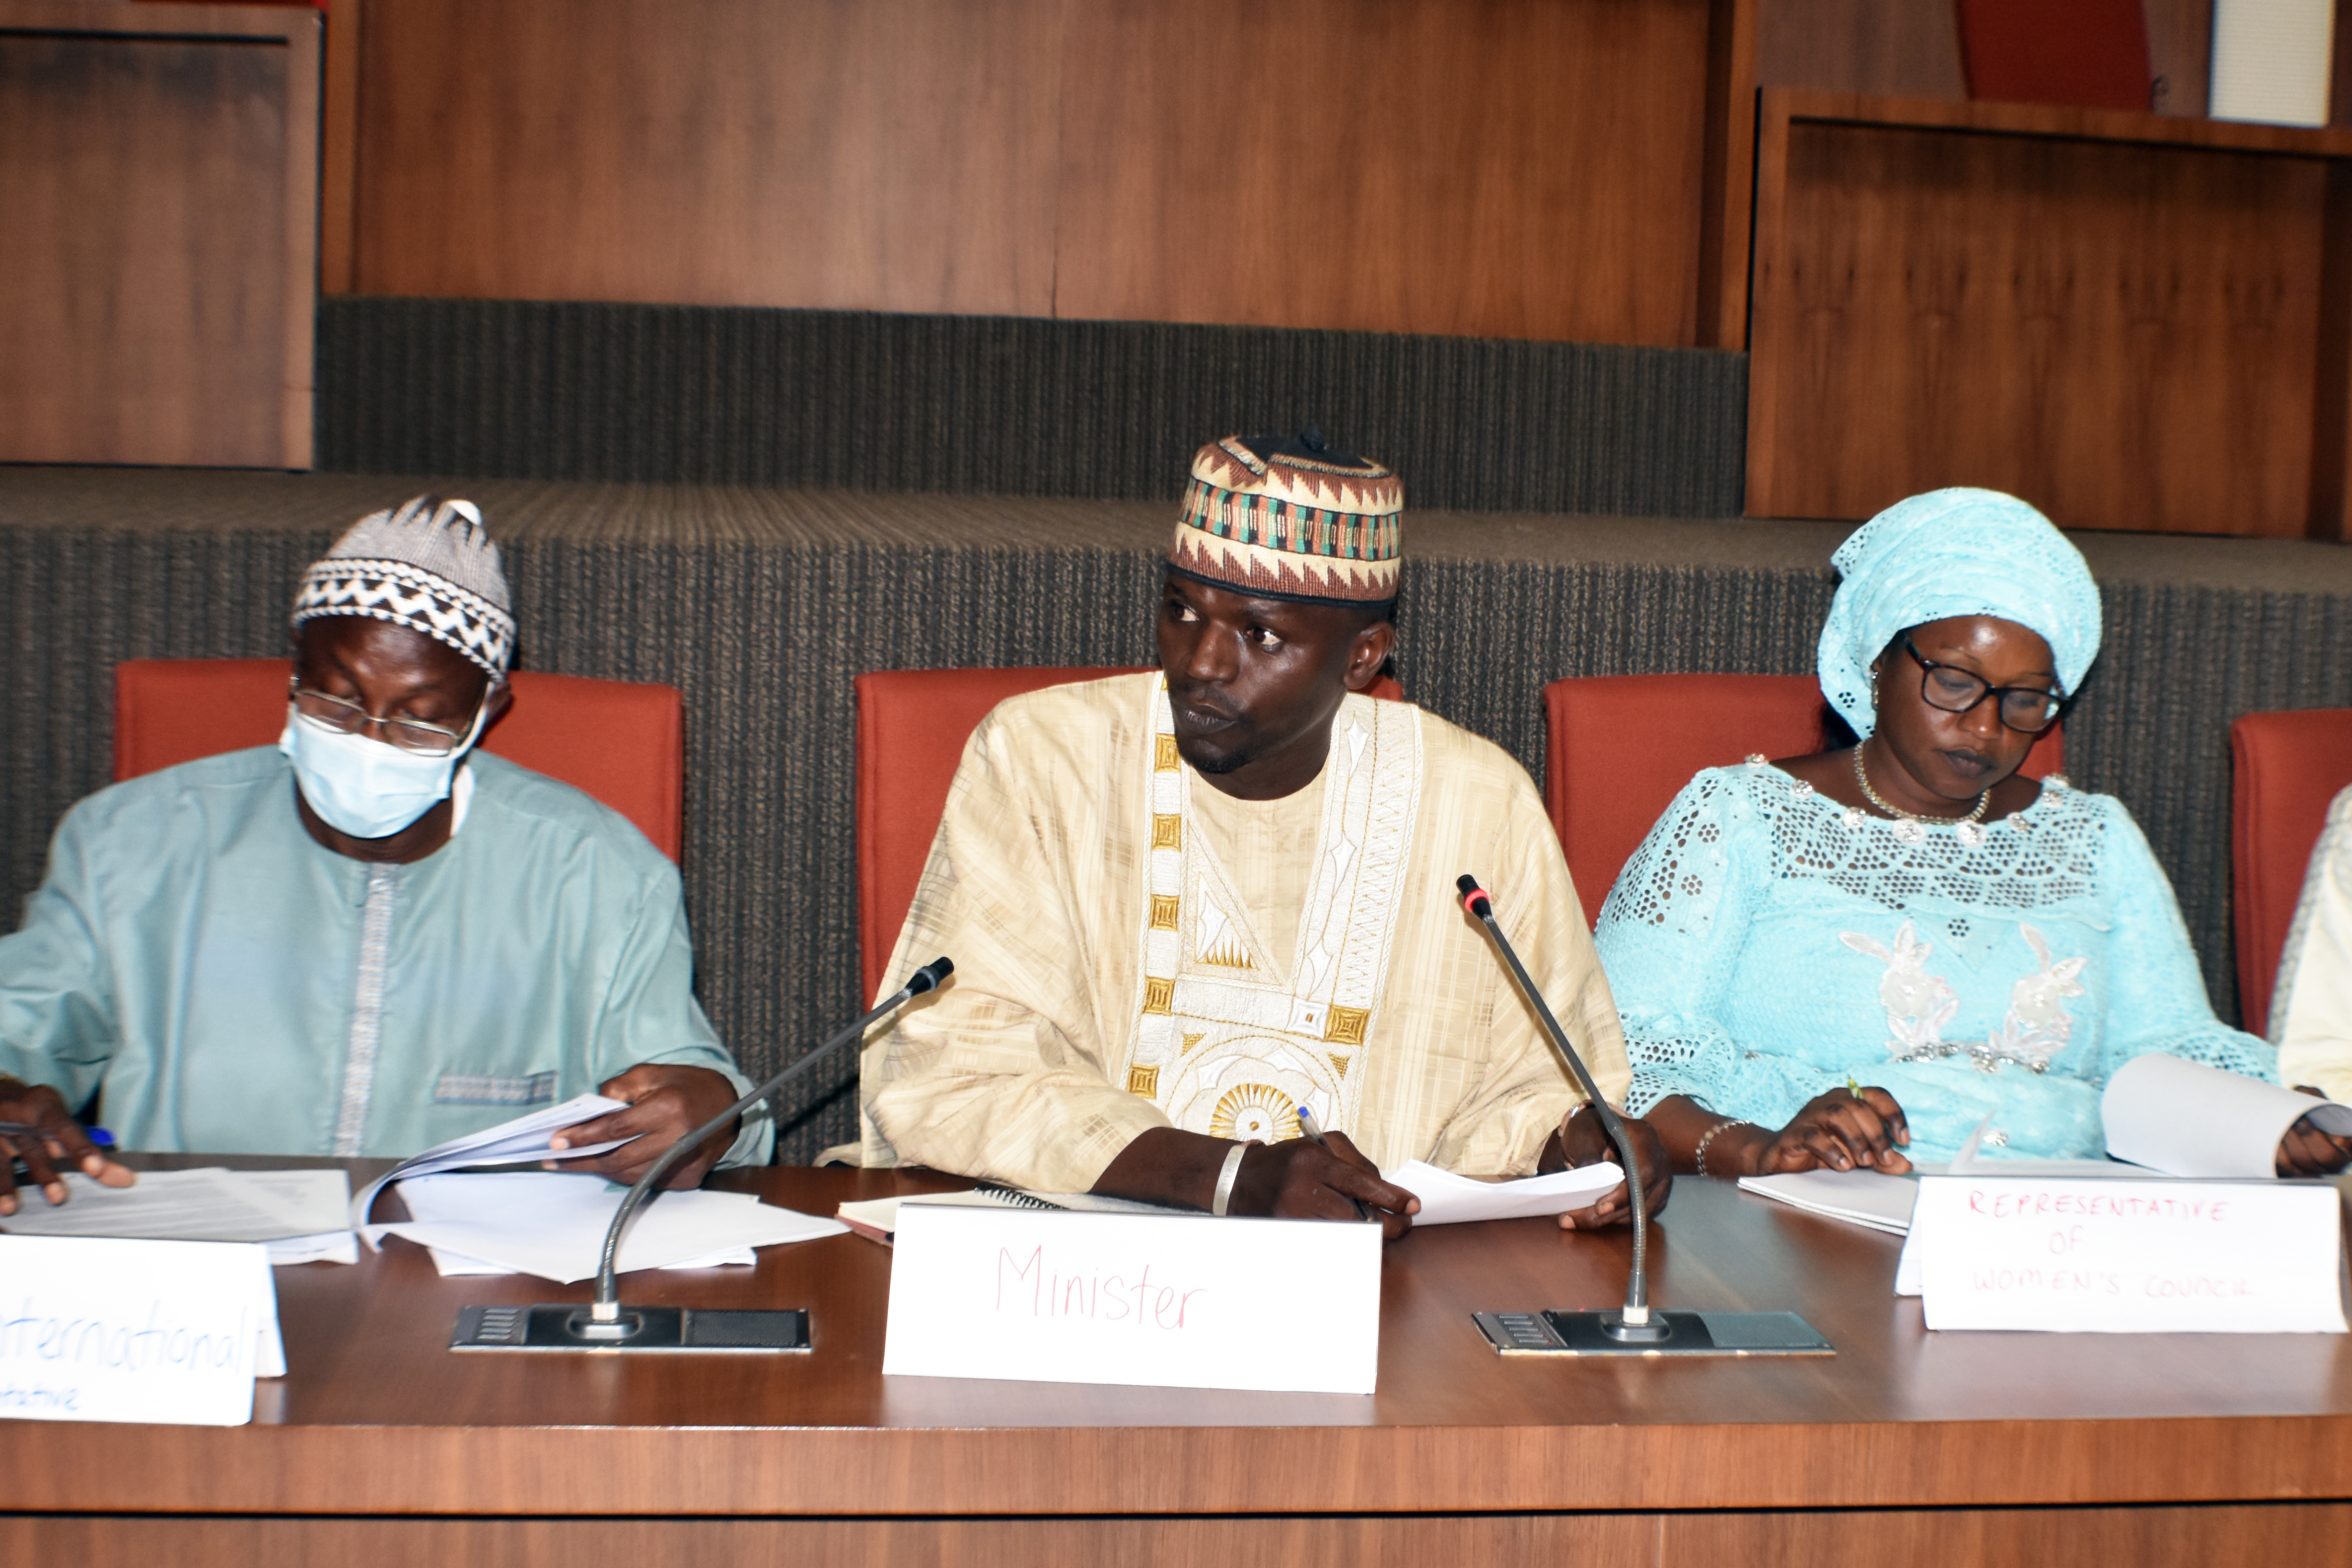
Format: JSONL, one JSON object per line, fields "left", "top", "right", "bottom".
{"left": 1743, "top": 1087, "right": 1912, "bottom": 1176}
{"left": 2277, "top": 1087, "right": 2352, "bottom": 1177}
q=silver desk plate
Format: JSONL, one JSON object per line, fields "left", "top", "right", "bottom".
{"left": 450, "top": 1303, "right": 812, "bottom": 1353}
{"left": 1475, "top": 1308, "right": 1833, "bottom": 1357}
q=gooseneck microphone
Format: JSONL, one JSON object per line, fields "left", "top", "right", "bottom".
{"left": 582, "top": 955, "right": 954, "bottom": 1332}
{"left": 450, "top": 956, "right": 952, "bottom": 1355}
{"left": 1456, "top": 875, "right": 1667, "bottom": 1343}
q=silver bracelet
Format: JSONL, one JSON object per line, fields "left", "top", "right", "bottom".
{"left": 1694, "top": 1118, "right": 1756, "bottom": 1178}
{"left": 1211, "top": 1140, "right": 1251, "bottom": 1216}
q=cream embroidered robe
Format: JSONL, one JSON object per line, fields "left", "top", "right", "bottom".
{"left": 843, "top": 673, "right": 1630, "bottom": 1193}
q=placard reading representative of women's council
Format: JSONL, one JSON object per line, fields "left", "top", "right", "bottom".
{"left": 881, "top": 1204, "right": 1382, "bottom": 1394}
{"left": 1908, "top": 1177, "right": 2348, "bottom": 1334}
{"left": 0, "top": 1235, "right": 281, "bottom": 1425}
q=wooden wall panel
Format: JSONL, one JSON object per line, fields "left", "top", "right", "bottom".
{"left": 1051, "top": 0, "right": 1718, "bottom": 344}
{"left": 0, "top": 5, "right": 317, "bottom": 468}
{"left": 353, "top": 0, "right": 1065, "bottom": 316}
{"left": 1757, "top": 0, "right": 2209, "bottom": 117}
{"left": 1756, "top": 0, "right": 1965, "bottom": 99}
{"left": 347, "top": 0, "right": 1739, "bottom": 349}
{"left": 1748, "top": 110, "right": 2329, "bottom": 536}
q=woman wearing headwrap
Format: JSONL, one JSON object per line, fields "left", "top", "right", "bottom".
{"left": 1592, "top": 488, "right": 2350, "bottom": 1178}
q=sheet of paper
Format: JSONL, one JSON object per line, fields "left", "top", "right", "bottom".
{"left": 350, "top": 1093, "right": 636, "bottom": 1236}
{"left": 371, "top": 1171, "right": 845, "bottom": 1283}
{"left": 840, "top": 1187, "right": 1178, "bottom": 1242}
{"left": 265, "top": 1231, "right": 359, "bottom": 1267}
{"left": 1737, "top": 1169, "right": 1919, "bottom": 1235}
{"left": 2104, "top": 1055, "right": 2352, "bottom": 1178}
{"left": 883, "top": 1204, "right": 1382, "bottom": 1394}
{"left": 0, "top": 1168, "right": 350, "bottom": 1246}
{"left": 1385, "top": 1159, "right": 1622, "bottom": 1225}
{"left": 0, "top": 1236, "right": 279, "bottom": 1425}
{"left": 426, "top": 1237, "right": 755, "bottom": 1275}
{"left": 1906, "top": 1173, "right": 2348, "bottom": 1333}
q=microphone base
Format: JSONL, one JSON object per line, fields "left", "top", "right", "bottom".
{"left": 449, "top": 1303, "right": 812, "bottom": 1353}
{"left": 1474, "top": 1309, "right": 1833, "bottom": 1357}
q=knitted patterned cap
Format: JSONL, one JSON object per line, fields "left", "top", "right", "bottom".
{"left": 1169, "top": 430, "right": 1403, "bottom": 605}
{"left": 291, "top": 496, "right": 515, "bottom": 676}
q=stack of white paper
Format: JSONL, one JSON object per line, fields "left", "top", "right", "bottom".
{"left": 350, "top": 1093, "right": 637, "bottom": 1236}
{"left": 1737, "top": 1168, "right": 1920, "bottom": 1235}
{"left": 1386, "top": 1159, "right": 1623, "bottom": 1224}
{"left": 371, "top": 1171, "right": 846, "bottom": 1283}
{"left": 0, "top": 1168, "right": 357, "bottom": 1264}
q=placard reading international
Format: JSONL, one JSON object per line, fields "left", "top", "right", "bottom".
{"left": 882, "top": 1203, "right": 1382, "bottom": 1394}
{"left": 1909, "top": 1176, "right": 2348, "bottom": 1334}
{"left": 0, "top": 1235, "right": 282, "bottom": 1425}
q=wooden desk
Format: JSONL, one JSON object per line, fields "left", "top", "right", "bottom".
{"left": 6, "top": 1164, "right": 2352, "bottom": 1565}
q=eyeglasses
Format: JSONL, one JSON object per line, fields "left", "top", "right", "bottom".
{"left": 289, "top": 678, "right": 488, "bottom": 756}
{"left": 1900, "top": 636, "right": 2069, "bottom": 734}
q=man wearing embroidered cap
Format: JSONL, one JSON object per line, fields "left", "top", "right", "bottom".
{"left": 0, "top": 497, "right": 769, "bottom": 1212}
{"left": 842, "top": 432, "right": 1668, "bottom": 1233}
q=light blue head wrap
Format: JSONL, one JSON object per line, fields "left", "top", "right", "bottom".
{"left": 1818, "top": 488, "right": 2102, "bottom": 739}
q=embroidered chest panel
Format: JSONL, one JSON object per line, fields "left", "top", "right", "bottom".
{"left": 1119, "top": 683, "right": 1424, "bottom": 1142}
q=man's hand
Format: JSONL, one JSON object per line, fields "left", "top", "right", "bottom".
{"left": 1550, "top": 1103, "right": 1672, "bottom": 1229}
{"left": 2278, "top": 1086, "right": 2352, "bottom": 1177}
{"left": 1091, "top": 1125, "right": 1422, "bottom": 1239}
{"left": 1744, "top": 1087, "right": 1913, "bottom": 1176}
{"left": 1230, "top": 1130, "right": 1422, "bottom": 1240}
{"left": 546, "top": 1064, "right": 743, "bottom": 1189}
{"left": 0, "top": 1076, "right": 134, "bottom": 1216}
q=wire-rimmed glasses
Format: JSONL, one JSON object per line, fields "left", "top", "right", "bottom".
{"left": 288, "top": 678, "right": 484, "bottom": 755}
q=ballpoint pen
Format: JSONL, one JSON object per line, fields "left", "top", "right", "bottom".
{"left": 1295, "top": 1104, "right": 1372, "bottom": 1221}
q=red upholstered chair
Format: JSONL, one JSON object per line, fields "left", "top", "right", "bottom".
{"left": 113, "top": 657, "right": 685, "bottom": 862}
{"left": 2230, "top": 709, "right": 2352, "bottom": 1039}
{"left": 856, "top": 667, "right": 1406, "bottom": 1003}
{"left": 1544, "top": 673, "right": 2066, "bottom": 926}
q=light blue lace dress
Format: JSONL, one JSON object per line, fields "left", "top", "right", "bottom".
{"left": 1592, "top": 761, "right": 2276, "bottom": 1161}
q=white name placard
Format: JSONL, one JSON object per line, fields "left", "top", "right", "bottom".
{"left": 882, "top": 1203, "right": 1381, "bottom": 1394}
{"left": 0, "top": 1236, "right": 283, "bottom": 1425}
{"left": 1904, "top": 1176, "right": 2347, "bottom": 1334}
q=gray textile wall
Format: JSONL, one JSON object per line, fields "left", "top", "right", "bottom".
{"left": 315, "top": 298, "right": 1749, "bottom": 519}
{"left": 8, "top": 470, "right": 2352, "bottom": 1162}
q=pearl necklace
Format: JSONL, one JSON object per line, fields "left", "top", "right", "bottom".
{"left": 1852, "top": 743, "right": 1989, "bottom": 827}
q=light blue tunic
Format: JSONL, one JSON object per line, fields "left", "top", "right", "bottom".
{"left": 0, "top": 748, "right": 771, "bottom": 1164}
{"left": 1592, "top": 763, "right": 2273, "bottom": 1161}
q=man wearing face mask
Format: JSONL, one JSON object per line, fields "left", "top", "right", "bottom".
{"left": 0, "top": 497, "right": 770, "bottom": 1214}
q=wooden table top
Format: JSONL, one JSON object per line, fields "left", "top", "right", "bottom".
{"left": 9, "top": 1161, "right": 2352, "bottom": 1518}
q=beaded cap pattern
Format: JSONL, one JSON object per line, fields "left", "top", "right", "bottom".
{"left": 292, "top": 496, "right": 516, "bottom": 676}
{"left": 1169, "top": 433, "right": 1403, "bottom": 605}
{"left": 1818, "top": 488, "right": 2102, "bottom": 739}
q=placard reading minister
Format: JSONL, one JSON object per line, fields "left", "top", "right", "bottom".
{"left": 836, "top": 431, "right": 1669, "bottom": 1232}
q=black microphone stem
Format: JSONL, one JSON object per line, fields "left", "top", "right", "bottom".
{"left": 1457, "top": 876, "right": 1662, "bottom": 1340}
{"left": 584, "top": 957, "right": 952, "bottom": 1326}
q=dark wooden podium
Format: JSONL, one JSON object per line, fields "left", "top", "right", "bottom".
{"left": 3, "top": 1163, "right": 2350, "bottom": 1565}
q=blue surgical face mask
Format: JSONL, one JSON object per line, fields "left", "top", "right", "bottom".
{"left": 277, "top": 698, "right": 491, "bottom": 840}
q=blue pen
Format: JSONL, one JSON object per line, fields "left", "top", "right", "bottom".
{"left": 0, "top": 1121, "right": 114, "bottom": 1148}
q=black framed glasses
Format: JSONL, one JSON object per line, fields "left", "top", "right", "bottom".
{"left": 288, "top": 678, "right": 486, "bottom": 756}
{"left": 1901, "top": 635, "right": 2069, "bottom": 734}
